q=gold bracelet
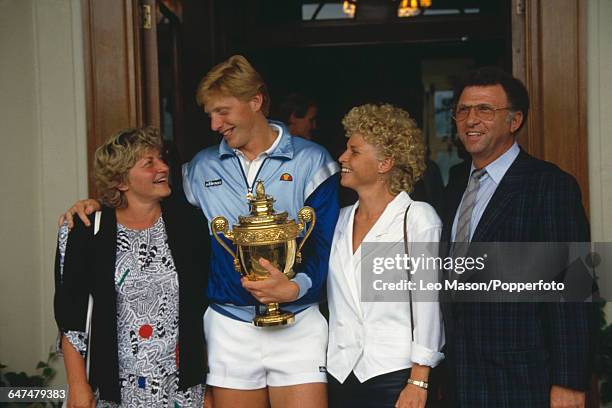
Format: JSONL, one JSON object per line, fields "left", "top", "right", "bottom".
{"left": 407, "top": 379, "right": 429, "bottom": 390}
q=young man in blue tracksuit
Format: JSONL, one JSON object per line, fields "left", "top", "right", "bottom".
{"left": 188, "top": 55, "right": 339, "bottom": 408}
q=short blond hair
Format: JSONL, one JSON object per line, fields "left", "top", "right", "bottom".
{"left": 94, "top": 127, "right": 163, "bottom": 208}
{"left": 196, "top": 55, "right": 270, "bottom": 116}
{"left": 342, "top": 103, "right": 426, "bottom": 195}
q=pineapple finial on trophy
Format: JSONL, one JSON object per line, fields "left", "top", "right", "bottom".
{"left": 255, "top": 180, "right": 266, "bottom": 199}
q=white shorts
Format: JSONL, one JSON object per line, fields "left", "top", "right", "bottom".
{"left": 204, "top": 305, "right": 328, "bottom": 389}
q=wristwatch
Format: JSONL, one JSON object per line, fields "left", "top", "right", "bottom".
{"left": 407, "top": 378, "right": 429, "bottom": 390}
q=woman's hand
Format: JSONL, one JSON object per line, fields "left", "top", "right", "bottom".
{"left": 395, "top": 383, "right": 427, "bottom": 408}
{"left": 57, "top": 199, "right": 101, "bottom": 228}
{"left": 396, "top": 364, "right": 430, "bottom": 408}
{"left": 241, "top": 258, "right": 299, "bottom": 303}
{"left": 66, "top": 381, "right": 95, "bottom": 408}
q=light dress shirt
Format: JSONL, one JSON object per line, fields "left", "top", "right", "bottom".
{"left": 233, "top": 123, "right": 283, "bottom": 185}
{"left": 451, "top": 142, "right": 520, "bottom": 241}
{"left": 327, "top": 192, "right": 445, "bottom": 383}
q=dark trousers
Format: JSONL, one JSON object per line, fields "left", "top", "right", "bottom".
{"left": 328, "top": 369, "right": 411, "bottom": 408}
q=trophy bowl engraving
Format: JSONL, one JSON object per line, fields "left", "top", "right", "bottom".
{"left": 238, "top": 241, "right": 296, "bottom": 281}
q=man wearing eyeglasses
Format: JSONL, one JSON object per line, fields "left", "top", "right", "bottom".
{"left": 440, "top": 67, "right": 592, "bottom": 407}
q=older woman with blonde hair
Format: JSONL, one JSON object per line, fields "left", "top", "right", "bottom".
{"left": 54, "top": 127, "right": 209, "bottom": 407}
{"left": 326, "top": 104, "right": 445, "bottom": 408}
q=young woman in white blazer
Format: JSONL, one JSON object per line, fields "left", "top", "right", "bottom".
{"left": 327, "top": 104, "right": 444, "bottom": 408}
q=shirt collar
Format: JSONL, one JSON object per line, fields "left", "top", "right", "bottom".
{"left": 353, "top": 190, "right": 412, "bottom": 213}
{"left": 384, "top": 190, "right": 413, "bottom": 214}
{"left": 346, "top": 191, "right": 413, "bottom": 238}
{"left": 218, "top": 120, "right": 294, "bottom": 160}
{"left": 470, "top": 142, "right": 520, "bottom": 184}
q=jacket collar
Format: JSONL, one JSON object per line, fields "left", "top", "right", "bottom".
{"left": 471, "top": 148, "right": 530, "bottom": 242}
{"left": 218, "top": 120, "right": 295, "bottom": 160}
{"left": 469, "top": 142, "right": 520, "bottom": 185}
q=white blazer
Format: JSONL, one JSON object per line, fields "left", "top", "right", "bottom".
{"left": 326, "top": 192, "right": 445, "bottom": 383}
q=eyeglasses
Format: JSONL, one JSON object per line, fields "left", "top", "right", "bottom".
{"left": 452, "top": 104, "right": 512, "bottom": 121}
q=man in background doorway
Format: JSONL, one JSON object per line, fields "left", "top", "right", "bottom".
{"left": 275, "top": 92, "right": 318, "bottom": 141}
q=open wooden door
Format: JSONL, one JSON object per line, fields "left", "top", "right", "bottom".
{"left": 511, "top": 0, "right": 589, "bottom": 211}
{"left": 140, "top": 0, "right": 161, "bottom": 130}
{"left": 82, "top": 0, "right": 179, "bottom": 195}
{"left": 140, "top": 0, "right": 187, "bottom": 157}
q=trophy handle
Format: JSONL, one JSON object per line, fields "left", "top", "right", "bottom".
{"left": 211, "top": 216, "right": 242, "bottom": 274}
{"left": 296, "top": 206, "right": 316, "bottom": 264}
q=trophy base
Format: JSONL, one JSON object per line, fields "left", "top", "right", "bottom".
{"left": 253, "top": 303, "right": 295, "bottom": 327}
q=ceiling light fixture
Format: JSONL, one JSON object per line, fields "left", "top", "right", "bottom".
{"left": 342, "top": 0, "right": 357, "bottom": 18}
{"left": 398, "top": 0, "right": 432, "bottom": 17}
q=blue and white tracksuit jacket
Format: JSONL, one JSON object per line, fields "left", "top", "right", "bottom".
{"left": 182, "top": 121, "right": 340, "bottom": 321}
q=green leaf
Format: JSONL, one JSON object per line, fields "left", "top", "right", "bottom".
{"left": 36, "top": 361, "right": 46, "bottom": 369}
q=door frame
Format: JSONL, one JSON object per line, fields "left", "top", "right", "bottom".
{"left": 511, "top": 0, "right": 588, "bottom": 210}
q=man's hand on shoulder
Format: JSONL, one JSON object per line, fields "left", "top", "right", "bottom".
{"left": 57, "top": 199, "right": 101, "bottom": 229}
{"left": 550, "top": 385, "right": 585, "bottom": 408}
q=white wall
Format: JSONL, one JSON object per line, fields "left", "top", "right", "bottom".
{"left": 0, "top": 0, "right": 41, "bottom": 372}
{"left": 587, "top": 0, "right": 612, "bottom": 318}
{"left": 0, "top": 0, "right": 87, "bottom": 383}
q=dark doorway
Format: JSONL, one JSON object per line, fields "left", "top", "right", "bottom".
{"left": 178, "top": 0, "right": 510, "bottom": 162}
{"left": 158, "top": 0, "right": 511, "bottom": 205}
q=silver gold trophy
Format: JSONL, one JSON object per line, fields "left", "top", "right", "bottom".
{"left": 211, "top": 181, "right": 316, "bottom": 327}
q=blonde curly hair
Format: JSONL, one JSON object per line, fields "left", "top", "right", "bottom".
{"left": 94, "top": 127, "right": 163, "bottom": 208}
{"left": 342, "top": 103, "right": 426, "bottom": 195}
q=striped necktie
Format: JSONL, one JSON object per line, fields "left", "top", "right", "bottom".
{"left": 454, "top": 168, "right": 486, "bottom": 244}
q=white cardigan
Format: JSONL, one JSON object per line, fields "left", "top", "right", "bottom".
{"left": 326, "top": 192, "right": 445, "bottom": 383}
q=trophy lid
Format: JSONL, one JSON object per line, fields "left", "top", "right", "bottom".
{"left": 237, "top": 181, "right": 289, "bottom": 226}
